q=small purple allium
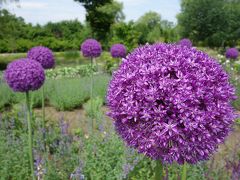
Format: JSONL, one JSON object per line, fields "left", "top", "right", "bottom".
{"left": 81, "top": 39, "right": 102, "bottom": 58}
{"left": 110, "top": 44, "right": 127, "bottom": 58}
{"left": 178, "top": 38, "right": 192, "bottom": 48}
{"left": 226, "top": 48, "right": 239, "bottom": 60}
{"left": 27, "top": 46, "right": 55, "bottom": 69}
{"left": 4, "top": 59, "right": 45, "bottom": 92}
{"left": 107, "top": 43, "right": 236, "bottom": 164}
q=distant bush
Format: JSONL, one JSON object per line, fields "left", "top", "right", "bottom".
{"left": 0, "top": 53, "right": 26, "bottom": 70}
{"left": 63, "top": 51, "right": 80, "bottom": 60}
{"left": 46, "top": 64, "right": 97, "bottom": 79}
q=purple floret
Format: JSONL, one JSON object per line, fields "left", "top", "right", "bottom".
{"left": 226, "top": 48, "right": 239, "bottom": 60}
{"left": 27, "top": 46, "right": 55, "bottom": 69}
{"left": 107, "top": 43, "right": 236, "bottom": 164}
{"left": 81, "top": 39, "right": 102, "bottom": 58}
{"left": 110, "top": 44, "right": 127, "bottom": 58}
{"left": 4, "top": 59, "right": 45, "bottom": 92}
{"left": 178, "top": 38, "right": 192, "bottom": 48}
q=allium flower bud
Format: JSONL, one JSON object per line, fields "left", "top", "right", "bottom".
{"left": 27, "top": 46, "right": 55, "bottom": 69}
{"left": 178, "top": 38, "right": 192, "bottom": 48}
{"left": 4, "top": 59, "right": 45, "bottom": 92}
{"left": 110, "top": 44, "right": 127, "bottom": 58}
{"left": 81, "top": 39, "right": 102, "bottom": 58}
{"left": 226, "top": 48, "right": 239, "bottom": 60}
{"left": 107, "top": 43, "right": 236, "bottom": 164}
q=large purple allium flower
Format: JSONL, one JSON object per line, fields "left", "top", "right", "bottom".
{"left": 107, "top": 43, "right": 236, "bottom": 164}
{"left": 226, "top": 48, "right": 239, "bottom": 60}
{"left": 27, "top": 46, "right": 55, "bottom": 69}
{"left": 81, "top": 39, "right": 102, "bottom": 58}
{"left": 178, "top": 38, "right": 192, "bottom": 48}
{"left": 4, "top": 59, "right": 45, "bottom": 92}
{"left": 110, "top": 44, "right": 127, "bottom": 58}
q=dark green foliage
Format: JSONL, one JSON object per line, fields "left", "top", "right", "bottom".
{"left": 0, "top": 9, "right": 90, "bottom": 53}
{"left": 134, "top": 11, "right": 162, "bottom": 44}
{"left": 0, "top": 8, "right": 179, "bottom": 53}
{"left": 177, "top": 0, "right": 240, "bottom": 47}
{"left": 110, "top": 21, "right": 140, "bottom": 51}
{"left": 74, "top": 0, "right": 124, "bottom": 47}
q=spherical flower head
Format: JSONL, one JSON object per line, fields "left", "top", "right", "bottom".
{"left": 81, "top": 39, "right": 102, "bottom": 58}
{"left": 178, "top": 38, "right": 192, "bottom": 48}
{"left": 226, "top": 48, "right": 239, "bottom": 60}
{"left": 110, "top": 44, "right": 127, "bottom": 58}
{"left": 27, "top": 46, "right": 55, "bottom": 69}
{"left": 107, "top": 43, "right": 236, "bottom": 164}
{"left": 4, "top": 58, "right": 45, "bottom": 92}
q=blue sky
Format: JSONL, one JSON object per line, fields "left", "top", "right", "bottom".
{"left": 2, "top": 0, "right": 181, "bottom": 25}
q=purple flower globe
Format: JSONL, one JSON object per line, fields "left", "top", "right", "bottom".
{"left": 107, "top": 43, "right": 236, "bottom": 164}
{"left": 110, "top": 44, "right": 127, "bottom": 58}
{"left": 178, "top": 38, "right": 192, "bottom": 48}
{"left": 27, "top": 46, "right": 55, "bottom": 69}
{"left": 81, "top": 39, "right": 102, "bottom": 58}
{"left": 4, "top": 59, "right": 45, "bottom": 92}
{"left": 226, "top": 48, "right": 239, "bottom": 60}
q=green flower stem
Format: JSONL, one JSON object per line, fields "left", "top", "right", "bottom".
{"left": 26, "top": 91, "right": 35, "bottom": 180}
{"left": 90, "top": 57, "right": 94, "bottom": 133}
{"left": 155, "top": 160, "right": 164, "bottom": 180}
{"left": 42, "top": 85, "right": 46, "bottom": 150}
{"left": 181, "top": 161, "right": 187, "bottom": 180}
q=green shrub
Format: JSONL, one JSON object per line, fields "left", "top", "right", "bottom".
{"left": 47, "top": 78, "right": 89, "bottom": 111}
{"left": 84, "top": 97, "right": 103, "bottom": 120}
{"left": 46, "top": 64, "right": 97, "bottom": 79}
{"left": 47, "top": 75, "right": 110, "bottom": 111}
{"left": 63, "top": 51, "right": 80, "bottom": 60}
{"left": 0, "top": 84, "right": 17, "bottom": 111}
{"left": 0, "top": 53, "right": 26, "bottom": 70}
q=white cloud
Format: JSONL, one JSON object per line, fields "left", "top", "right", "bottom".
{"left": 18, "top": 2, "right": 47, "bottom": 9}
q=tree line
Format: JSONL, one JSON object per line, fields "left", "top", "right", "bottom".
{"left": 0, "top": 0, "right": 239, "bottom": 53}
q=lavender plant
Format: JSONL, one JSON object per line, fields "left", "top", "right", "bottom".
{"left": 107, "top": 43, "right": 236, "bottom": 179}
{"left": 4, "top": 58, "right": 45, "bottom": 180}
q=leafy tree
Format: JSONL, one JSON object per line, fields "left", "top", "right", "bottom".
{"left": 74, "top": 0, "right": 124, "bottom": 45}
{"left": 134, "top": 11, "right": 162, "bottom": 44}
{"left": 177, "top": 0, "right": 240, "bottom": 47}
{"left": 0, "top": 9, "right": 31, "bottom": 52}
{"left": 110, "top": 21, "right": 140, "bottom": 51}
{"left": 0, "top": 9, "right": 91, "bottom": 52}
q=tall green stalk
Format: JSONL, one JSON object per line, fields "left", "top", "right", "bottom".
{"left": 90, "top": 57, "right": 94, "bottom": 133}
{"left": 181, "top": 161, "right": 187, "bottom": 180}
{"left": 155, "top": 160, "right": 164, "bottom": 180}
{"left": 26, "top": 91, "right": 35, "bottom": 180}
{"left": 42, "top": 85, "right": 47, "bottom": 150}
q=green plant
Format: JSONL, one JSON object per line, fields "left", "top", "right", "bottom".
{"left": 47, "top": 78, "right": 89, "bottom": 111}
{"left": 63, "top": 51, "right": 80, "bottom": 60}
{"left": 45, "top": 64, "right": 97, "bottom": 79}
{"left": 0, "top": 84, "right": 17, "bottom": 111}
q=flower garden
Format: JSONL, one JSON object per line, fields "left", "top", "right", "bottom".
{"left": 0, "top": 38, "right": 240, "bottom": 180}
{"left": 1, "top": 0, "right": 240, "bottom": 179}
